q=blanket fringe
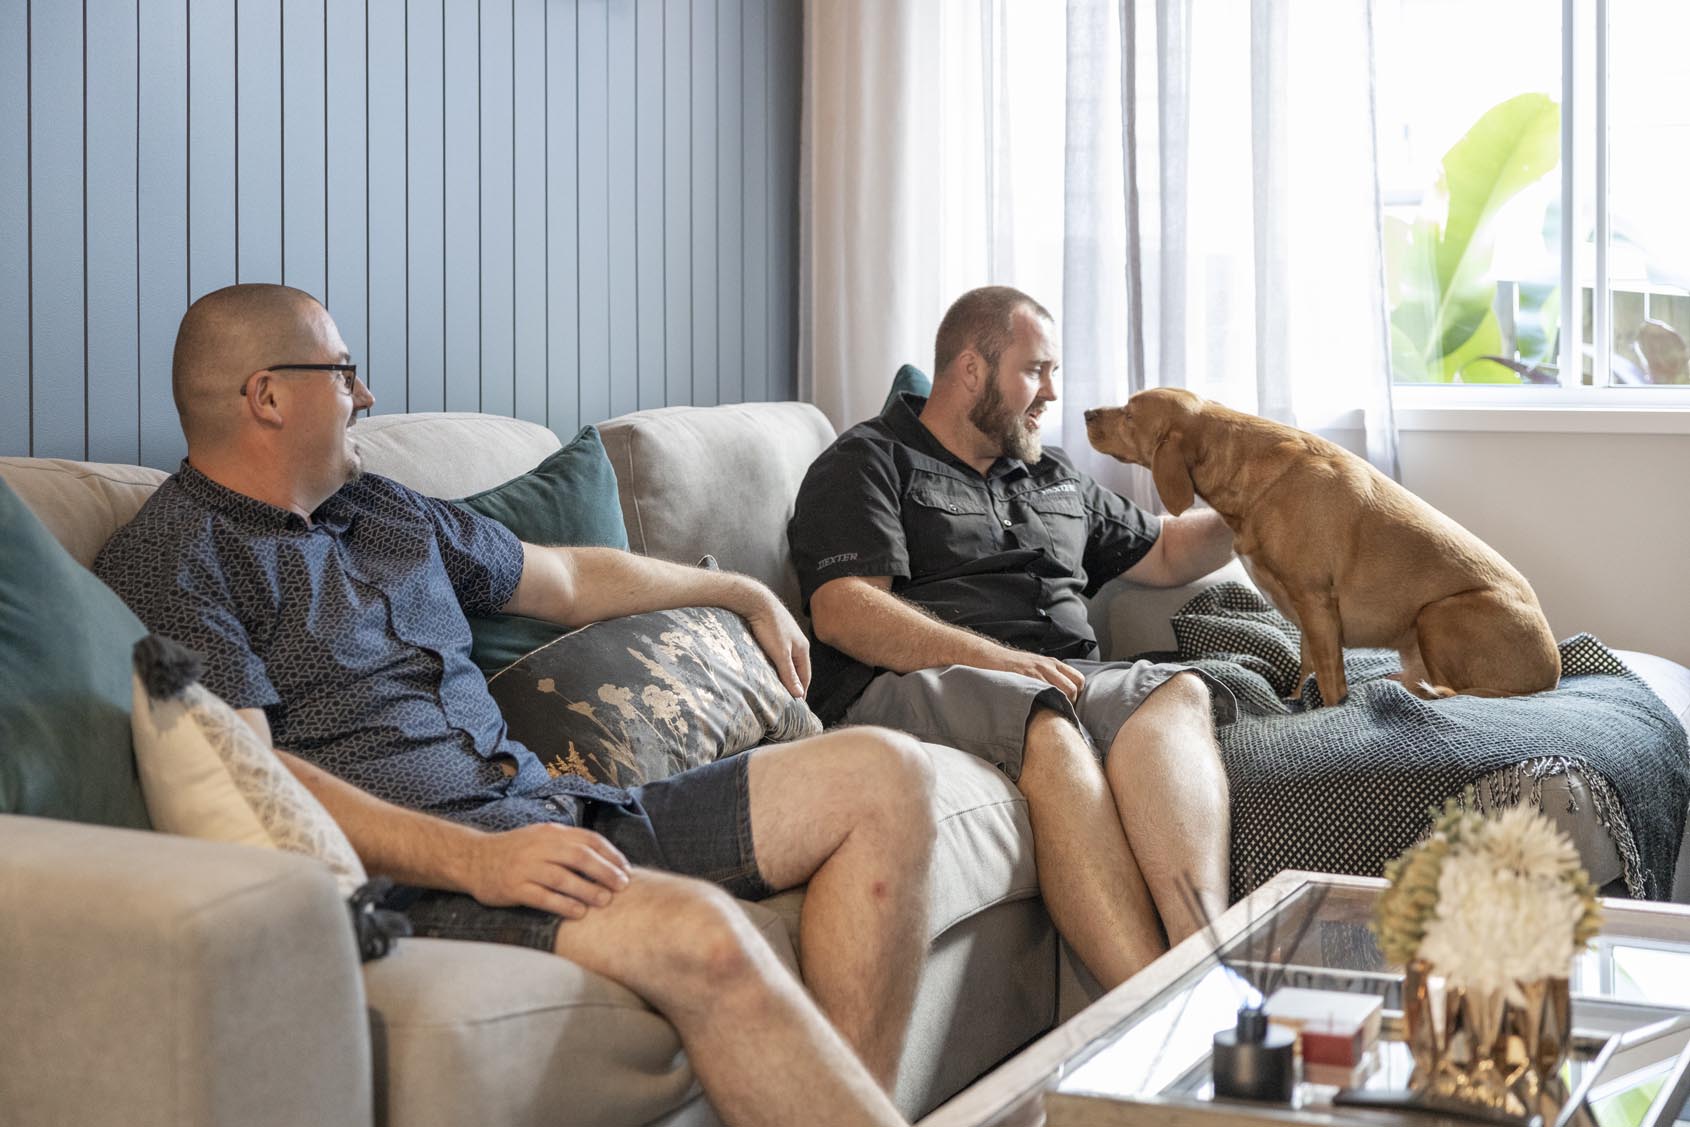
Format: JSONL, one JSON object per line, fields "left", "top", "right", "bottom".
{"left": 1471, "top": 758, "right": 1648, "bottom": 899}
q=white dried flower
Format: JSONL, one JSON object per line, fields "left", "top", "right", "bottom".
{"left": 1414, "top": 806, "right": 1587, "bottom": 1001}
{"left": 1476, "top": 804, "right": 1582, "bottom": 883}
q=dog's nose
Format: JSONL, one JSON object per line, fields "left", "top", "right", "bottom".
{"left": 1083, "top": 408, "right": 1102, "bottom": 422}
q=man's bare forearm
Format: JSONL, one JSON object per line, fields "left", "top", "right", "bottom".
{"left": 811, "top": 578, "right": 1006, "bottom": 674}
{"left": 277, "top": 748, "right": 482, "bottom": 891}
{"left": 507, "top": 544, "right": 776, "bottom": 627}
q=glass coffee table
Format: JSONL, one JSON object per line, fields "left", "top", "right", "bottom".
{"left": 920, "top": 872, "right": 1690, "bottom": 1127}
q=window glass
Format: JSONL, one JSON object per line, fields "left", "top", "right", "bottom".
{"left": 1377, "top": 0, "right": 1563, "bottom": 386}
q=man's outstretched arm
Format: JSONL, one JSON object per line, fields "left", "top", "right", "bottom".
{"left": 1117, "top": 510, "right": 1235, "bottom": 588}
{"left": 501, "top": 544, "right": 810, "bottom": 696}
{"left": 809, "top": 576, "right": 1084, "bottom": 700}
{"left": 236, "top": 708, "right": 630, "bottom": 918}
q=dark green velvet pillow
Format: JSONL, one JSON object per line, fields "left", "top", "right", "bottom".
{"left": 881, "top": 363, "right": 933, "bottom": 415}
{"left": 454, "top": 426, "right": 629, "bottom": 673}
{"left": 0, "top": 477, "right": 151, "bottom": 828}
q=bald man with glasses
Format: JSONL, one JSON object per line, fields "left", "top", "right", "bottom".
{"left": 96, "top": 283, "right": 935, "bottom": 1127}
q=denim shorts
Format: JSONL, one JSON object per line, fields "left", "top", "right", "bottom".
{"left": 402, "top": 750, "right": 770, "bottom": 953}
{"left": 842, "top": 658, "right": 1235, "bottom": 781}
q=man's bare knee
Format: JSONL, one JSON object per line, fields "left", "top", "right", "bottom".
{"left": 1109, "top": 673, "right": 1226, "bottom": 780}
{"left": 612, "top": 873, "right": 766, "bottom": 992}
{"left": 846, "top": 726, "right": 936, "bottom": 827}
{"left": 1022, "top": 706, "right": 1102, "bottom": 787}
{"left": 1143, "top": 671, "right": 1212, "bottom": 720}
{"left": 556, "top": 871, "right": 765, "bottom": 987}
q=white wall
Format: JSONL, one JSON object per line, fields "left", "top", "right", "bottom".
{"left": 1391, "top": 426, "right": 1690, "bottom": 668}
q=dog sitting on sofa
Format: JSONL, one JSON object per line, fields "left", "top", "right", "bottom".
{"left": 1084, "top": 388, "right": 1561, "bottom": 707}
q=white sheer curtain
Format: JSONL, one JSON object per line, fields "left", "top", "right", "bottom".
{"left": 800, "top": 0, "right": 1400, "bottom": 493}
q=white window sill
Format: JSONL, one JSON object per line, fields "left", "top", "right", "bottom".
{"left": 1390, "top": 387, "right": 1690, "bottom": 435}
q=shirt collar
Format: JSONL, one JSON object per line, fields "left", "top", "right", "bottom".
{"left": 881, "top": 391, "right": 1030, "bottom": 482}
{"left": 175, "top": 460, "right": 354, "bottom": 533}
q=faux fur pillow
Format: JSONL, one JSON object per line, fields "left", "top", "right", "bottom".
{"left": 129, "top": 635, "right": 367, "bottom": 896}
{"left": 487, "top": 599, "right": 822, "bottom": 788}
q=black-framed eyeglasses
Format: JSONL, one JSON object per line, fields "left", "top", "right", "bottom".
{"left": 239, "top": 364, "right": 360, "bottom": 397}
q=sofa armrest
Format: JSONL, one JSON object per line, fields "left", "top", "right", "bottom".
{"left": 0, "top": 815, "right": 372, "bottom": 1127}
{"left": 1089, "top": 559, "right": 1256, "bottom": 661}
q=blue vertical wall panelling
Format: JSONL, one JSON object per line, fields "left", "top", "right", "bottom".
{"left": 574, "top": 0, "right": 610, "bottom": 427}
{"left": 236, "top": 0, "right": 283, "bottom": 283}
{"left": 86, "top": 0, "right": 141, "bottom": 465}
{"left": 770, "top": 0, "right": 799, "bottom": 394}
{"left": 443, "top": 0, "right": 479, "bottom": 412}
{"left": 662, "top": 0, "right": 691, "bottom": 409}
{"left": 137, "top": 0, "right": 188, "bottom": 468}
{"left": 689, "top": 0, "right": 718, "bottom": 408}
{"left": 634, "top": 0, "right": 664, "bottom": 410}
{"left": 0, "top": 0, "right": 26, "bottom": 458}
{"left": 742, "top": 0, "right": 768, "bottom": 403}
{"left": 365, "top": 0, "right": 407, "bottom": 412}
{"left": 5, "top": 0, "right": 801, "bottom": 465}
{"left": 480, "top": 0, "right": 516, "bottom": 418}
{"left": 281, "top": 0, "right": 326, "bottom": 302}
{"left": 512, "top": 0, "right": 547, "bottom": 425}
{"left": 187, "top": 0, "right": 235, "bottom": 302}
{"left": 325, "top": 0, "right": 369, "bottom": 399}
{"left": 715, "top": 0, "right": 743, "bottom": 406}
{"left": 604, "top": 0, "right": 637, "bottom": 418}
{"left": 29, "top": 0, "right": 83, "bottom": 459}
{"left": 545, "top": 0, "right": 580, "bottom": 435}
{"left": 406, "top": 0, "right": 446, "bottom": 413}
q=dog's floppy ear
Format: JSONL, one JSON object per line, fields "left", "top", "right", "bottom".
{"left": 1150, "top": 432, "right": 1195, "bottom": 515}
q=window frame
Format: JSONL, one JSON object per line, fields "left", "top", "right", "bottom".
{"left": 1393, "top": 0, "right": 1690, "bottom": 430}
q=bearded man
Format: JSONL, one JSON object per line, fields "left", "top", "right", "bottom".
{"left": 788, "top": 286, "right": 1237, "bottom": 987}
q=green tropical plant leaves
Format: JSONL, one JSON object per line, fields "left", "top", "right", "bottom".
{"left": 1389, "top": 93, "right": 1562, "bottom": 383}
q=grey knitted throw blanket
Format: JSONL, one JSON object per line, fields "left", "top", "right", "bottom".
{"left": 1173, "top": 583, "right": 1689, "bottom": 901}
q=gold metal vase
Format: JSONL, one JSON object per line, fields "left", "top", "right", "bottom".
{"left": 1403, "top": 959, "right": 1572, "bottom": 1122}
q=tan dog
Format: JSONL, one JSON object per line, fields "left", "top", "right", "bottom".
{"left": 1083, "top": 388, "right": 1560, "bottom": 705}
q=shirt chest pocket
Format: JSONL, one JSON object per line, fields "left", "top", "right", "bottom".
{"left": 1015, "top": 484, "right": 1087, "bottom": 573}
{"left": 903, "top": 475, "right": 996, "bottom": 573}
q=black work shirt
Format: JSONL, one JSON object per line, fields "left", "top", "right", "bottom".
{"left": 95, "top": 463, "right": 631, "bottom": 831}
{"left": 788, "top": 393, "right": 1161, "bottom": 723}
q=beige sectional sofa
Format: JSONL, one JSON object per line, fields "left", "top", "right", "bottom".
{"left": 0, "top": 402, "right": 1088, "bottom": 1127}
{"left": 4, "top": 400, "right": 1688, "bottom": 1127}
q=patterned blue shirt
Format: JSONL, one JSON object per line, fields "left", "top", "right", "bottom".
{"left": 94, "top": 462, "right": 631, "bottom": 831}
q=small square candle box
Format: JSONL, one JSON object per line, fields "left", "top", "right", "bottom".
{"left": 1263, "top": 987, "right": 1384, "bottom": 1068}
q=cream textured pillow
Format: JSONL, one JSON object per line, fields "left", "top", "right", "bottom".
{"left": 130, "top": 636, "right": 367, "bottom": 896}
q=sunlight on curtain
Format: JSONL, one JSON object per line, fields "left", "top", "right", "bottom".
{"left": 801, "top": 0, "right": 1399, "bottom": 488}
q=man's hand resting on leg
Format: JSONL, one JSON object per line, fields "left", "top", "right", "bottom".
{"left": 460, "top": 823, "right": 631, "bottom": 919}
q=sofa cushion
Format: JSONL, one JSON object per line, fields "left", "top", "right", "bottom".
{"left": 598, "top": 403, "right": 837, "bottom": 615}
{"left": 486, "top": 601, "right": 821, "bottom": 788}
{"left": 1092, "top": 558, "right": 1255, "bottom": 661}
{"left": 352, "top": 412, "right": 564, "bottom": 497}
{"left": 362, "top": 902, "right": 797, "bottom": 1127}
{"left": 0, "top": 477, "right": 151, "bottom": 828}
{"left": 454, "top": 426, "right": 627, "bottom": 551}
{"left": 881, "top": 363, "right": 933, "bottom": 415}
{"left": 131, "top": 635, "right": 367, "bottom": 896}
{"left": 0, "top": 456, "right": 166, "bottom": 568}
{"left": 454, "top": 427, "right": 630, "bottom": 672}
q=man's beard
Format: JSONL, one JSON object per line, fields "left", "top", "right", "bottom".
{"left": 968, "top": 369, "right": 1043, "bottom": 462}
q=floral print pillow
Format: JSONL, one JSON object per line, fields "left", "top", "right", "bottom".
{"left": 487, "top": 604, "right": 822, "bottom": 788}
